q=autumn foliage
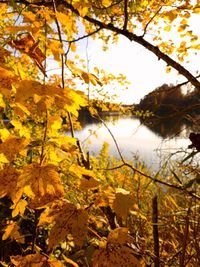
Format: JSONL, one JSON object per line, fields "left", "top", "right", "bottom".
{"left": 0, "top": 0, "right": 200, "bottom": 266}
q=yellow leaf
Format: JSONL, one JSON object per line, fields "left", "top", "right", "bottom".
{"left": 162, "top": 10, "right": 178, "bottom": 22}
{"left": 80, "top": 176, "right": 99, "bottom": 190}
{"left": 62, "top": 254, "right": 79, "bottom": 267}
{"left": 70, "top": 42, "right": 76, "bottom": 52}
{"left": 178, "top": 24, "right": 187, "bottom": 32}
{"left": 11, "top": 199, "right": 28, "bottom": 217}
{"left": 190, "top": 35, "right": 198, "bottom": 42}
{"left": 47, "top": 115, "right": 62, "bottom": 136}
{"left": 6, "top": 25, "right": 32, "bottom": 33}
{"left": 18, "top": 164, "right": 64, "bottom": 208}
{"left": 0, "top": 128, "right": 10, "bottom": 142}
{"left": 0, "top": 153, "right": 9, "bottom": 163}
{"left": 39, "top": 200, "right": 88, "bottom": 249}
{"left": 191, "top": 44, "right": 200, "bottom": 50}
{"left": 180, "top": 18, "right": 188, "bottom": 25}
{"left": 0, "top": 166, "right": 22, "bottom": 203}
{"left": 164, "top": 25, "right": 171, "bottom": 31}
{"left": 193, "top": 7, "right": 200, "bottom": 13}
{"left": 102, "top": 0, "right": 112, "bottom": 7}
{"left": 10, "top": 120, "right": 31, "bottom": 138}
{"left": 166, "top": 65, "right": 171, "bottom": 73}
{"left": 89, "top": 73, "right": 103, "bottom": 86}
{"left": 112, "top": 189, "right": 135, "bottom": 220}
{"left": 0, "top": 94, "right": 5, "bottom": 108}
{"left": 48, "top": 39, "right": 64, "bottom": 61}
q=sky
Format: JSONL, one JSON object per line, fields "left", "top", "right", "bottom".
{"left": 72, "top": 14, "right": 200, "bottom": 104}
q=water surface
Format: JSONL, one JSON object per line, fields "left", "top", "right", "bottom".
{"left": 73, "top": 115, "right": 192, "bottom": 169}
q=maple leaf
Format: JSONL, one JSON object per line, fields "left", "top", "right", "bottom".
{"left": 0, "top": 166, "right": 22, "bottom": 204}
{"left": 0, "top": 64, "right": 18, "bottom": 93}
{"left": 69, "top": 164, "right": 99, "bottom": 189}
{"left": 18, "top": 163, "right": 64, "bottom": 208}
{"left": 92, "top": 228, "right": 143, "bottom": 267}
{"left": 112, "top": 189, "right": 135, "bottom": 220}
{"left": 0, "top": 136, "right": 29, "bottom": 162}
{"left": 102, "top": 0, "right": 112, "bottom": 8}
{"left": 14, "top": 80, "right": 86, "bottom": 117}
{"left": 11, "top": 254, "right": 65, "bottom": 267}
{"left": 38, "top": 200, "right": 88, "bottom": 249}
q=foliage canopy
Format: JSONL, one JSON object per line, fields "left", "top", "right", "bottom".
{"left": 0, "top": 0, "right": 200, "bottom": 266}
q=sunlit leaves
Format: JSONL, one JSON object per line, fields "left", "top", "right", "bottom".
{"left": 13, "top": 80, "right": 87, "bottom": 117}
{"left": 164, "top": 25, "right": 171, "bottom": 32}
{"left": 18, "top": 164, "right": 64, "bottom": 208}
{"left": 8, "top": 33, "right": 46, "bottom": 75}
{"left": 92, "top": 228, "right": 143, "bottom": 267}
{"left": 102, "top": 0, "right": 112, "bottom": 8}
{"left": 39, "top": 200, "right": 88, "bottom": 249}
{"left": 0, "top": 166, "right": 20, "bottom": 202}
{"left": 11, "top": 254, "right": 65, "bottom": 267}
{"left": 0, "top": 64, "right": 18, "bottom": 92}
{"left": 47, "top": 39, "right": 64, "bottom": 61}
{"left": 0, "top": 137, "right": 29, "bottom": 162}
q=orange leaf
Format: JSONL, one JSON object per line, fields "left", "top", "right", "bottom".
{"left": 112, "top": 189, "right": 135, "bottom": 220}
{"left": 39, "top": 200, "right": 88, "bottom": 249}
{"left": 2, "top": 221, "right": 24, "bottom": 244}
{"left": 8, "top": 33, "right": 46, "bottom": 75}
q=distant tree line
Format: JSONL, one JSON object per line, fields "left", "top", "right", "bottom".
{"left": 136, "top": 83, "right": 200, "bottom": 118}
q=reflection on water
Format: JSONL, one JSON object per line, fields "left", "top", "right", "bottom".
{"left": 72, "top": 115, "right": 193, "bottom": 170}
{"left": 141, "top": 116, "right": 196, "bottom": 139}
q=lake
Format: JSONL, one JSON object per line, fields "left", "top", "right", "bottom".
{"left": 72, "top": 115, "right": 194, "bottom": 170}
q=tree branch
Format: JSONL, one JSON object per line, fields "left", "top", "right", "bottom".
{"left": 49, "top": 27, "right": 102, "bottom": 44}
{"left": 123, "top": 0, "right": 129, "bottom": 30}
{"left": 4, "top": 0, "right": 200, "bottom": 88}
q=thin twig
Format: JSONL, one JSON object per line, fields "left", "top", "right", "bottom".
{"left": 40, "top": 110, "right": 48, "bottom": 165}
{"left": 97, "top": 162, "right": 200, "bottom": 200}
{"left": 49, "top": 27, "right": 101, "bottom": 44}
{"left": 142, "top": 6, "right": 163, "bottom": 37}
{"left": 96, "top": 115, "right": 125, "bottom": 163}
